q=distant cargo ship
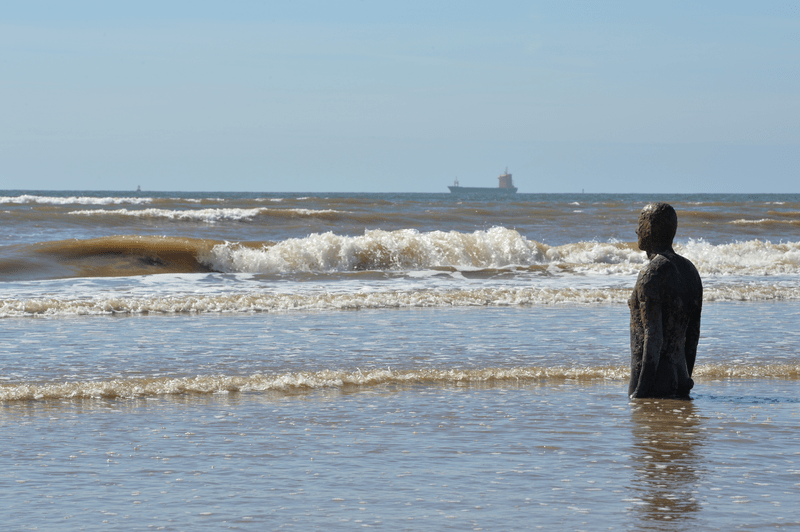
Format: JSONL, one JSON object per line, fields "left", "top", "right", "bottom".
{"left": 448, "top": 168, "right": 518, "bottom": 194}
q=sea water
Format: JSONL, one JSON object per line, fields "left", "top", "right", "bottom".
{"left": 1, "top": 192, "right": 799, "bottom": 530}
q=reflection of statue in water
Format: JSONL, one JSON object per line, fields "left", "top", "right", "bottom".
{"left": 629, "top": 203, "right": 702, "bottom": 399}
{"left": 628, "top": 400, "right": 706, "bottom": 527}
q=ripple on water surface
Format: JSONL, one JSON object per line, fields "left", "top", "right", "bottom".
{"left": 1, "top": 381, "right": 799, "bottom": 530}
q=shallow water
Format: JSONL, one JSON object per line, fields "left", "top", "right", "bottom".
{"left": 2, "top": 304, "right": 800, "bottom": 530}
{"left": 2, "top": 303, "right": 799, "bottom": 399}
{"left": 3, "top": 381, "right": 799, "bottom": 531}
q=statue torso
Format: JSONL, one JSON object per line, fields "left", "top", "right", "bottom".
{"left": 629, "top": 250, "right": 702, "bottom": 396}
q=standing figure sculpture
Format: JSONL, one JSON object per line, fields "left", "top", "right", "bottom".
{"left": 629, "top": 203, "right": 702, "bottom": 399}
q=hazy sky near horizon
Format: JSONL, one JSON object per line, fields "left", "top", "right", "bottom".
{"left": 2, "top": 1, "right": 798, "bottom": 193}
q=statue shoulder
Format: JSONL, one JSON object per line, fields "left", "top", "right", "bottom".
{"left": 636, "top": 253, "right": 680, "bottom": 299}
{"left": 641, "top": 254, "right": 675, "bottom": 278}
{"left": 672, "top": 252, "right": 702, "bottom": 285}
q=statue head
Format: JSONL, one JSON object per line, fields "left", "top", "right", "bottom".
{"left": 636, "top": 203, "right": 677, "bottom": 256}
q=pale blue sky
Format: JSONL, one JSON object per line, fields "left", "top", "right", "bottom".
{"left": 2, "top": 1, "right": 798, "bottom": 192}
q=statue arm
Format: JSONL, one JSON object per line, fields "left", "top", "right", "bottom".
{"left": 685, "top": 304, "right": 701, "bottom": 377}
{"left": 628, "top": 300, "right": 644, "bottom": 397}
{"left": 630, "top": 298, "right": 663, "bottom": 398}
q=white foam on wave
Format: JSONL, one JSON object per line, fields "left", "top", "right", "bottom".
{"left": 0, "top": 366, "right": 631, "bottom": 401}
{"left": 729, "top": 218, "right": 799, "bottom": 225}
{"left": 3, "top": 363, "right": 799, "bottom": 401}
{"left": 68, "top": 207, "right": 342, "bottom": 222}
{"left": 201, "top": 230, "right": 800, "bottom": 277}
{"left": 678, "top": 239, "right": 800, "bottom": 276}
{"left": 3, "top": 281, "right": 800, "bottom": 317}
{"left": 0, "top": 287, "right": 627, "bottom": 317}
{"left": 0, "top": 195, "right": 152, "bottom": 205}
{"left": 545, "top": 241, "right": 643, "bottom": 274}
{"left": 203, "top": 228, "right": 646, "bottom": 275}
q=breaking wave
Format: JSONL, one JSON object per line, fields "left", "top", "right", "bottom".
{"left": 3, "top": 283, "right": 800, "bottom": 317}
{"left": 0, "top": 195, "right": 153, "bottom": 205}
{"left": 3, "top": 364, "right": 799, "bottom": 402}
{"left": 4, "top": 230, "right": 800, "bottom": 281}
{"left": 68, "top": 207, "right": 344, "bottom": 222}
{"left": 204, "top": 229, "right": 800, "bottom": 277}
{"left": 205, "top": 228, "right": 642, "bottom": 274}
{"left": 729, "top": 218, "right": 800, "bottom": 226}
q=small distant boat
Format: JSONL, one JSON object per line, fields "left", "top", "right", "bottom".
{"left": 448, "top": 168, "right": 518, "bottom": 194}
{"left": 136, "top": 185, "right": 141, "bottom": 192}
